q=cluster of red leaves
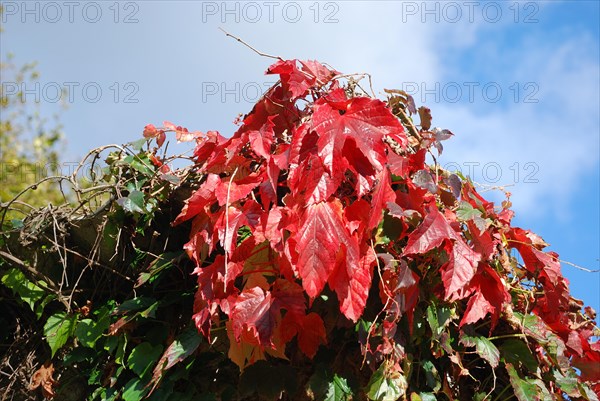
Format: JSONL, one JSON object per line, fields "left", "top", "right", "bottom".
{"left": 159, "top": 59, "right": 598, "bottom": 395}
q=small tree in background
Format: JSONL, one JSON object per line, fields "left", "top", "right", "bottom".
{"left": 0, "top": 52, "right": 66, "bottom": 221}
{"left": 1, "top": 57, "right": 598, "bottom": 401}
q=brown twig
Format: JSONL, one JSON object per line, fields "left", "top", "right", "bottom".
{"left": 219, "top": 27, "right": 283, "bottom": 61}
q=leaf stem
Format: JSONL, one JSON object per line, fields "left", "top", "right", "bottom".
{"left": 487, "top": 333, "right": 527, "bottom": 341}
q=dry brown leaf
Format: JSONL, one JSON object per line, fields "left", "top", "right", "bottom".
{"left": 29, "top": 361, "right": 57, "bottom": 399}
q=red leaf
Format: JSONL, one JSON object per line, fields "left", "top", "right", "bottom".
{"left": 441, "top": 239, "right": 480, "bottom": 301}
{"left": 272, "top": 279, "right": 306, "bottom": 317}
{"left": 459, "top": 264, "right": 510, "bottom": 328}
{"left": 214, "top": 174, "right": 263, "bottom": 206}
{"left": 312, "top": 96, "right": 406, "bottom": 175}
{"left": 460, "top": 291, "right": 492, "bottom": 328}
{"left": 267, "top": 59, "right": 336, "bottom": 100}
{"left": 230, "top": 287, "right": 277, "bottom": 346}
{"left": 403, "top": 204, "right": 480, "bottom": 300}
{"left": 368, "top": 168, "right": 396, "bottom": 230}
{"left": 403, "top": 203, "right": 458, "bottom": 255}
{"left": 300, "top": 59, "right": 338, "bottom": 85}
{"left": 289, "top": 154, "right": 339, "bottom": 205}
{"left": 294, "top": 200, "right": 345, "bottom": 298}
{"left": 215, "top": 200, "right": 262, "bottom": 258}
{"left": 143, "top": 123, "right": 158, "bottom": 138}
{"left": 329, "top": 243, "right": 375, "bottom": 322}
{"left": 248, "top": 118, "right": 275, "bottom": 160}
{"left": 297, "top": 313, "right": 327, "bottom": 358}
{"left": 194, "top": 255, "right": 226, "bottom": 303}
{"left": 174, "top": 174, "right": 220, "bottom": 225}
{"left": 507, "top": 228, "right": 562, "bottom": 288}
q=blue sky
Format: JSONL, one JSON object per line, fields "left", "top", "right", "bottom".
{"left": 1, "top": 0, "right": 598, "bottom": 313}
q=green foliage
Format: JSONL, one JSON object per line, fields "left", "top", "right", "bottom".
{"left": 44, "top": 312, "right": 78, "bottom": 357}
{"left": 0, "top": 54, "right": 66, "bottom": 221}
{"left": 1, "top": 267, "right": 54, "bottom": 317}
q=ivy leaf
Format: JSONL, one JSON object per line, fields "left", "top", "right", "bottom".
{"left": 325, "top": 374, "right": 353, "bottom": 401}
{"left": 44, "top": 312, "right": 77, "bottom": 357}
{"left": 366, "top": 363, "right": 407, "bottom": 401}
{"left": 368, "top": 168, "right": 396, "bottom": 230}
{"left": 230, "top": 287, "right": 277, "bottom": 346}
{"left": 313, "top": 95, "right": 406, "bottom": 175}
{"left": 421, "top": 360, "right": 441, "bottom": 392}
{"left": 307, "top": 366, "right": 352, "bottom": 401}
{"left": 410, "top": 392, "right": 437, "bottom": 401}
{"left": 404, "top": 204, "right": 479, "bottom": 300}
{"left": 113, "top": 296, "right": 156, "bottom": 315}
{"left": 127, "top": 342, "right": 163, "bottom": 378}
{"left": 117, "top": 190, "right": 145, "bottom": 213}
{"left": 122, "top": 377, "right": 148, "bottom": 401}
{"left": 150, "top": 327, "right": 202, "bottom": 393}
{"left": 412, "top": 170, "right": 437, "bottom": 193}
{"left": 459, "top": 332, "right": 500, "bottom": 368}
{"left": 506, "top": 363, "right": 542, "bottom": 401}
{"left": 295, "top": 200, "right": 345, "bottom": 298}
{"left": 455, "top": 201, "right": 482, "bottom": 221}
{"left": 403, "top": 204, "right": 458, "bottom": 255}
{"left": 74, "top": 309, "right": 110, "bottom": 349}
{"left": 499, "top": 339, "right": 538, "bottom": 372}
{"left": 1, "top": 268, "right": 52, "bottom": 316}
{"left": 426, "top": 303, "right": 453, "bottom": 339}
{"left": 440, "top": 238, "right": 480, "bottom": 301}
{"left": 296, "top": 313, "right": 327, "bottom": 358}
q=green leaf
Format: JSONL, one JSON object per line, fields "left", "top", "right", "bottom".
{"left": 121, "top": 154, "right": 155, "bottom": 176}
{"left": 456, "top": 201, "right": 481, "bottom": 221}
{"left": 115, "top": 334, "right": 128, "bottom": 365}
{"left": 152, "top": 327, "right": 202, "bottom": 380}
{"left": 75, "top": 309, "right": 110, "bottom": 349}
{"left": 366, "top": 363, "right": 406, "bottom": 401}
{"left": 426, "top": 303, "right": 453, "bottom": 339}
{"left": 325, "top": 375, "right": 353, "bottom": 401}
{"left": 421, "top": 361, "right": 441, "bottom": 392}
{"left": 1, "top": 268, "right": 47, "bottom": 311}
{"left": 10, "top": 219, "right": 24, "bottom": 229}
{"left": 472, "top": 392, "right": 488, "bottom": 401}
{"left": 34, "top": 294, "right": 55, "bottom": 319}
{"left": 44, "top": 312, "right": 77, "bottom": 357}
{"left": 136, "top": 252, "right": 182, "bottom": 287}
{"left": 459, "top": 332, "right": 500, "bottom": 368}
{"left": 64, "top": 346, "right": 95, "bottom": 365}
{"left": 128, "top": 342, "right": 164, "bottom": 378}
{"left": 506, "top": 363, "right": 541, "bottom": 401}
{"left": 410, "top": 393, "right": 436, "bottom": 401}
{"left": 128, "top": 138, "right": 148, "bottom": 151}
{"left": 122, "top": 377, "right": 149, "bottom": 401}
{"left": 553, "top": 369, "right": 584, "bottom": 398}
{"left": 117, "top": 190, "right": 146, "bottom": 213}
{"left": 499, "top": 339, "right": 538, "bottom": 372}
{"left": 113, "top": 296, "right": 156, "bottom": 315}
{"left": 239, "top": 361, "right": 298, "bottom": 399}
